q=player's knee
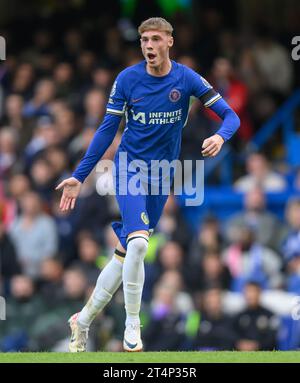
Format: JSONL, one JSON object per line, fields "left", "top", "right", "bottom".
{"left": 127, "top": 236, "right": 148, "bottom": 259}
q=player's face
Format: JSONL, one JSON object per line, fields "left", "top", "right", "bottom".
{"left": 140, "top": 30, "right": 173, "bottom": 68}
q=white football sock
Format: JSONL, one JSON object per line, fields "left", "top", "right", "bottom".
{"left": 77, "top": 255, "right": 123, "bottom": 329}
{"left": 122, "top": 235, "right": 148, "bottom": 327}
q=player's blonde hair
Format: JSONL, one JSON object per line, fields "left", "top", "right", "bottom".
{"left": 138, "top": 17, "right": 173, "bottom": 36}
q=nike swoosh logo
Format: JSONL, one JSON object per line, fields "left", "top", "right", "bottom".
{"left": 124, "top": 339, "right": 138, "bottom": 349}
{"left": 131, "top": 97, "right": 144, "bottom": 103}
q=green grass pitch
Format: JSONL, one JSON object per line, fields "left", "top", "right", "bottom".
{"left": 0, "top": 351, "right": 299, "bottom": 363}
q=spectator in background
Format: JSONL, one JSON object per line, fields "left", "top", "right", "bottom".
{"left": 61, "top": 267, "right": 88, "bottom": 308}
{"left": 71, "top": 232, "right": 101, "bottom": 286}
{"left": 223, "top": 224, "right": 283, "bottom": 292}
{"left": 0, "top": 206, "right": 22, "bottom": 295}
{"left": 24, "top": 116, "right": 59, "bottom": 168}
{"left": 158, "top": 270, "right": 194, "bottom": 314}
{"left": 1, "top": 94, "right": 25, "bottom": 130}
{"left": 62, "top": 28, "right": 84, "bottom": 63}
{"left": 234, "top": 152, "right": 287, "bottom": 192}
{"left": 234, "top": 281, "right": 279, "bottom": 351}
{"left": 252, "top": 26, "right": 293, "bottom": 98}
{"left": 189, "top": 216, "right": 225, "bottom": 266}
{"left": 77, "top": 50, "right": 96, "bottom": 81}
{"left": 54, "top": 107, "right": 77, "bottom": 146}
{"left": 177, "top": 55, "right": 199, "bottom": 71}
{"left": 1, "top": 94, "right": 34, "bottom": 150}
{"left": 189, "top": 288, "right": 236, "bottom": 351}
{"left": 8, "top": 173, "right": 31, "bottom": 203}
{"left": 37, "top": 257, "right": 64, "bottom": 307}
{"left": 48, "top": 99, "right": 69, "bottom": 117}
{"left": 68, "top": 124, "right": 97, "bottom": 164}
{"left": 144, "top": 241, "right": 186, "bottom": 302}
{"left": 152, "top": 241, "right": 188, "bottom": 285}
{"left": 238, "top": 48, "right": 263, "bottom": 96}
{"left": 23, "top": 78, "right": 56, "bottom": 118}
{"left": 53, "top": 62, "right": 75, "bottom": 99}
{"left": 44, "top": 146, "right": 69, "bottom": 180}
{"left": 122, "top": 46, "right": 143, "bottom": 67}
{"left": 21, "top": 29, "right": 54, "bottom": 68}
{"left": 4, "top": 174, "right": 32, "bottom": 228}
{"left": 218, "top": 30, "right": 239, "bottom": 64}
{"left": 283, "top": 252, "right": 300, "bottom": 295}
{"left": 104, "top": 27, "right": 123, "bottom": 66}
{"left": 0, "top": 275, "right": 46, "bottom": 351}
{"left": 83, "top": 88, "right": 107, "bottom": 129}
{"left": 9, "top": 191, "right": 58, "bottom": 278}
{"left": 207, "top": 57, "right": 253, "bottom": 142}
{"left": 8, "top": 63, "right": 35, "bottom": 100}
{"left": 0, "top": 128, "right": 18, "bottom": 178}
{"left": 281, "top": 198, "right": 300, "bottom": 294}
{"left": 92, "top": 66, "right": 113, "bottom": 92}
{"left": 196, "top": 8, "right": 223, "bottom": 71}
{"left": 292, "top": 168, "right": 300, "bottom": 191}
{"left": 186, "top": 249, "right": 232, "bottom": 292}
{"left": 173, "top": 23, "right": 196, "bottom": 57}
{"left": 225, "top": 186, "right": 286, "bottom": 251}
{"left": 51, "top": 192, "right": 77, "bottom": 266}
{"left": 30, "top": 156, "right": 57, "bottom": 202}
{"left": 143, "top": 277, "right": 188, "bottom": 351}
{"left": 37, "top": 53, "right": 57, "bottom": 78}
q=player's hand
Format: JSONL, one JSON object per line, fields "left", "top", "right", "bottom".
{"left": 55, "top": 177, "right": 82, "bottom": 211}
{"left": 201, "top": 134, "right": 225, "bottom": 157}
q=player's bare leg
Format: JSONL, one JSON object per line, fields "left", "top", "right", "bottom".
{"left": 68, "top": 242, "right": 126, "bottom": 352}
{"left": 122, "top": 230, "right": 149, "bottom": 352}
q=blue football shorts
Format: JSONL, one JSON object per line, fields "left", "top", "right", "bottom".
{"left": 111, "top": 172, "right": 169, "bottom": 250}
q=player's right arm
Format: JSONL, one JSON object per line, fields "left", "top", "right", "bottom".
{"left": 55, "top": 113, "right": 122, "bottom": 211}
{"left": 55, "top": 73, "right": 127, "bottom": 211}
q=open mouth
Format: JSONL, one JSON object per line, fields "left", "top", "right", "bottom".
{"left": 147, "top": 53, "right": 156, "bottom": 61}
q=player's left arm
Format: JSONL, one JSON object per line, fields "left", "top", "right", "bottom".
{"left": 187, "top": 68, "right": 240, "bottom": 157}
{"left": 201, "top": 96, "right": 240, "bottom": 157}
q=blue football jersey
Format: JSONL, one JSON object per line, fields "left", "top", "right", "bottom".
{"left": 106, "top": 60, "right": 221, "bottom": 172}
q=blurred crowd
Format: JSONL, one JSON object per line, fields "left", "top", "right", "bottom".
{"left": 1, "top": 3, "right": 300, "bottom": 352}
